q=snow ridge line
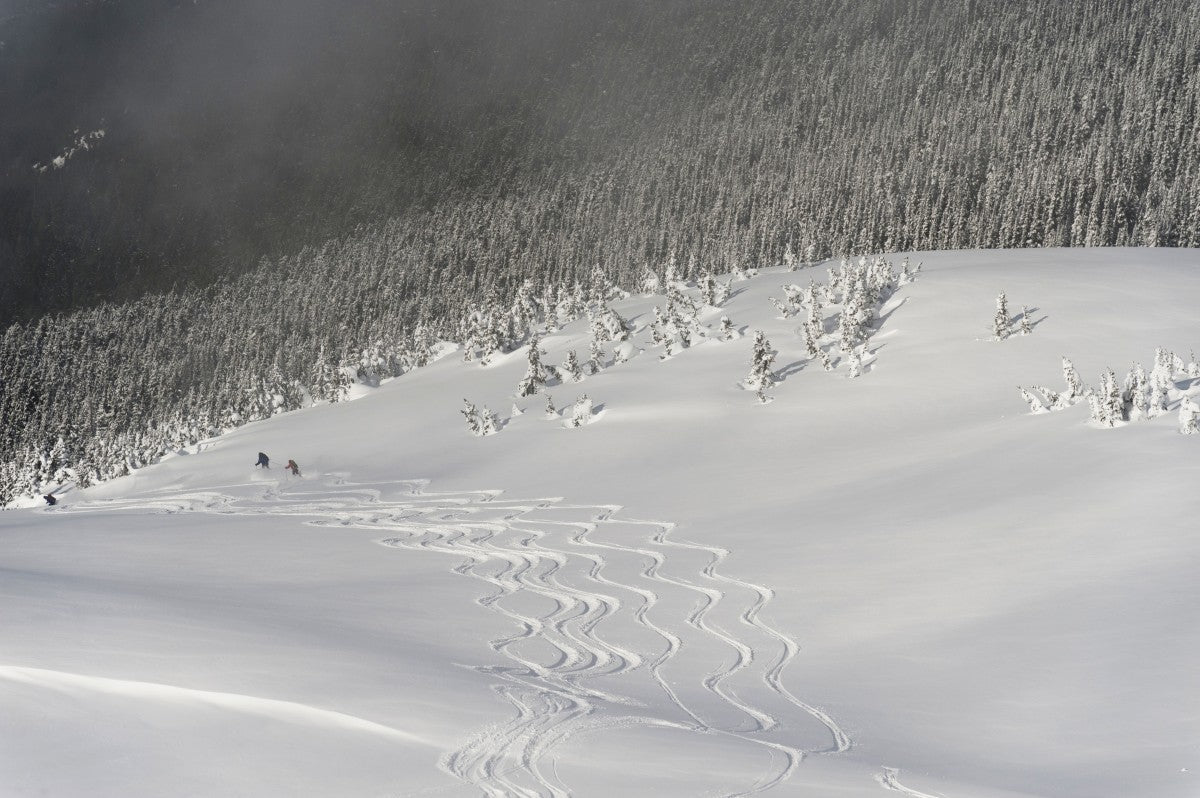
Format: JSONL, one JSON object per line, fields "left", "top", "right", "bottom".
{"left": 62, "top": 477, "right": 849, "bottom": 797}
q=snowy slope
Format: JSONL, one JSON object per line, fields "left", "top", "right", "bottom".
{"left": 2, "top": 248, "right": 1199, "bottom": 798}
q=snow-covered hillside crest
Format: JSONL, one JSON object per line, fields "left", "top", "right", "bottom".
{"left": 3, "top": 249, "right": 1200, "bottom": 798}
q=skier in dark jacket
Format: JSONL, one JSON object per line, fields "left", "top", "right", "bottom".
{"left": 43, "top": 494, "right": 56, "bottom": 506}
{"left": 255, "top": 452, "right": 270, "bottom": 469}
{"left": 285, "top": 459, "right": 301, "bottom": 477}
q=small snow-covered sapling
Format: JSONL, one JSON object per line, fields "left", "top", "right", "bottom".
{"left": 566, "top": 394, "right": 594, "bottom": 428}
{"left": 479, "top": 406, "right": 500, "bottom": 436}
{"left": 1018, "top": 387, "right": 1048, "bottom": 413}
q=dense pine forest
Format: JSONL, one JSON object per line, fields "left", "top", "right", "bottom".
{"left": 3, "top": 0, "right": 1199, "bottom": 504}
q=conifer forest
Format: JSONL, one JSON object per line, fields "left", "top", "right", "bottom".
{"left": 3, "top": 0, "right": 1200, "bottom": 504}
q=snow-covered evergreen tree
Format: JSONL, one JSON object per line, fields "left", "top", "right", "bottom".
{"left": 639, "top": 265, "right": 661, "bottom": 295}
{"left": 461, "top": 305, "right": 484, "bottom": 362}
{"left": 588, "top": 264, "right": 614, "bottom": 306}
{"left": 837, "top": 293, "right": 865, "bottom": 355}
{"left": 541, "top": 285, "right": 562, "bottom": 333}
{"left": 650, "top": 306, "right": 668, "bottom": 348}
{"left": 783, "top": 242, "right": 797, "bottom": 271}
{"left": 544, "top": 393, "right": 558, "bottom": 419}
{"left": 1148, "top": 348, "right": 1174, "bottom": 417}
{"left": 666, "top": 282, "right": 698, "bottom": 320}
{"left": 1102, "top": 368, "right": 1124, "bottom": 422}
{"left": 587, "top": 336, "right": 604, "bottom": 375}
{"left": 1086, "top": 391, "right": 1109, "bottom": 427}
{"left": 517, "top": 337, "right": 549, "bottom": 397}
{"left": 593, "top": 305, "right": 631, "bottom": 342}
{"left": 462, "top": 400, "right": 499, "bottom": 436}
{"left": 1029, "top": 385, "right": 1065, "bottom": 410}
{"left": 655, "top": 287, "right": 700, "bottom": 358}
{"left": 846, "top": 348, "right": 863, "bottom": 379}
{"left": 746, "top": 330, "right": 777, "bottom": 403}
{"left": 1018, "top": 387, "right": 1049, "bottom": 413}
{"left": 993, "top": 292, "right": 1010, "bottom": 340}
{"left": 461, "top": 399, "right": 481, "bottom": 435}
{"left": 732, "top": 258, "right": 757, "bottom": 281}
{"left": 410, "top": 322, "right": 433, "bottom": 369}
{"left": 699, "top": 273, "right": 719, "bottom": 306}
{"left": 1085, "top": 370, "right": 1122, "bottom": 427}
{"left": 1019, "top": 306, "right": 1034, "bottom": 336}
{"left": 566, "top": 394, "right": 594, "bottom": 428}
{"left": 1124, "top": 364, "right": 1149, "bottom": 421}
{"left": 662, "top": 252, "right": 680, "bottom": 290}
{"left": 311, "top": 347, "right": 350, "bottom": 403}
{"left": 1178, "top": 395, "right": 1200, "bottom": 435}
{"left": 898, "top": 257, "right": 921, "bottom": 285}
{"left": 510, "top": 279, "right": 542, "bottom": 345}
{"left": 1062, "top": 357, "right": 1085, "bottom": 403}
{"left": 802, "top": 322, "right": 821, "bottom": 360}
{"left": 356, "top": 342, "right": 388, "bottom": 386}
{"left": 714, "top": 277, "right": 732, "bottom": 306}
{"left": 561, "top": 350, "right": 584, "bottom": 382}
{"left": 805, "top": 292, "right": 824, "bottom": 342}
{"left": 719, "top": 315, "right": 736, "bottom": 341}
{"left": 479, "top": 406, "right": 500, "bottom": 436}
{"left": 555, "top": 283, "right": 588, "bottom": 325}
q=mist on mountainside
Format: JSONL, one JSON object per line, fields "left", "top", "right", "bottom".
{"left": 0, "top": 0, "right": 673, "bottom": 322}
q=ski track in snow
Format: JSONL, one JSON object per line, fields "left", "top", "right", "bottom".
{"left": 877, "top": 767, "right": 944, "bottom": 798}
{"left": 63, "top": 475, "right": 855, "bottom": 797}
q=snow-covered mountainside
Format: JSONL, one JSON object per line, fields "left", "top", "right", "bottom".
{"left": 3, "top": 248, "right": 1198, "bottom": 798}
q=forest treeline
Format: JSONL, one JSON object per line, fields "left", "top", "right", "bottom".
{"left": 2, "top": 0, "right": 1199, "bottom": 503}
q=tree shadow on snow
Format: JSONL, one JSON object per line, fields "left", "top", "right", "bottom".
{"left": 873, "top": 295, "right": 909, "bottom": 330}
{"left": 776, "top": 359, "right": 808, "bottom": 379}
{"left": 1014, "top": 307, "right": 1049, "bottom": 330}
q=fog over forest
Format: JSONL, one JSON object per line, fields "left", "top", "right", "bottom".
{"left": 1, "top": 0, "right": 666, "bottom": 322}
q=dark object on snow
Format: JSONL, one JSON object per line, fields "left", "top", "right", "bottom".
{"left": 285, "top": 459, "right": 301, "bottom": 476}
{"left": 43, "top": 494, "right": 56, "bottom": 506}
{"left": 255, "top": 452, "right": 270, "bottom": 469}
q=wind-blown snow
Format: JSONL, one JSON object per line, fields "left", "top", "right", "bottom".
{"left": 2, "top": 248, "right": 1198, "bottom": 797}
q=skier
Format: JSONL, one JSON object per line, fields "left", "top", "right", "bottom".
{"left": 285, "top": 459, "right": 301, "bottom": 477}
{"left": 43, "top": 493, "right": 56, "bottom": 506}
{"left": 255, "top": 452, "right": 270, "bottom": 469}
